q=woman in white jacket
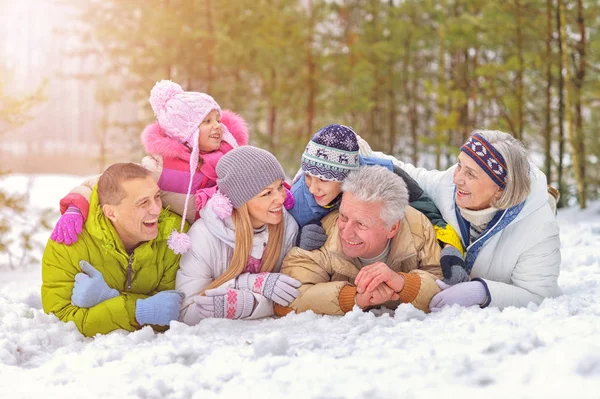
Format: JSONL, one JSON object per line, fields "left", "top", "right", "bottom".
{"left": 177, "top": 146, "right": 300, "bottom": 325}
{"left": 360, "top": 130, "right": 561, "bottom": 310}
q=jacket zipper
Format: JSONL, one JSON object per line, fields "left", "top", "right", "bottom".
{"left": 126, "top": 255, "right": 134, "bottom": 291}
{"left": 465, "top": 209, "right": 507, "bottom": 252}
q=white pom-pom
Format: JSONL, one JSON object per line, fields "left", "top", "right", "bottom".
{"left": 211, "top": 191, "right": 233, "bottom": 219}
{"left": 149, "top": 80, "right": 184, "bottom": 115}
{"left": 167, "top": 229, "right": 191, "bottom": 254}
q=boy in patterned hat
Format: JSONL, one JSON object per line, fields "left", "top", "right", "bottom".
{"left": 289, "top": 125, "right": 464, "bottom": 274}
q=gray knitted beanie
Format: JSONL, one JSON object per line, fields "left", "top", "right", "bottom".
{"left": 216, "top": 146, "right": 286, "bottom": 208}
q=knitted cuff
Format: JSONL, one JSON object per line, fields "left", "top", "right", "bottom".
{"left": 239, "top": 291, "right": 255, "bottom": 319}
{"left": 60, "top": 193, "right": 90, "bottom": 222}
{"left": 235, "top": 273, "right": 251, "bottom": 290}
{"left": 274, "top": 303, "right": 295, "bottom": 317}
{"left": 397, "top": 272, "right": 421, "bottom": 303}
{"left": 471, "top": 278, "right": 491, "bottom": 308}
{"left": 135, "top": 298, "right": 155, "bottom": 326}
{"left": 99, "top": 287, "right": 120, "bottom": 304}
{"left": 339, "top": 285, "right": 357, "bottom": 313}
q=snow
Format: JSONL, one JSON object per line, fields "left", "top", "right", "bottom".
{"left": 1, "top": 174, "right": 599, "bottom": 399}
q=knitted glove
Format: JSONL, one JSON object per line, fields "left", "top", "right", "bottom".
{"left": 135, "top": 290, "right": 185, "bottom": 326}
{"left": 50, "top": 205, "right": 84, "bottom": 245}
{"left": 283, "top": 181, "right": 295, "bottom": 210}
{"left": 194, "top": 287, "right": 256, "bottom": 319}
{"left": 440, "top": 245, "right": 470, "bottom": 285}
{"left": 235, "top": 272, "right": 301, "bottom": 306}
{"left": 429, "top": 280, "right": 487, "bottom": 311}
{"left": 297, "top": 222, "right": 327, "bottom": 251}
{"left": 71, "top": 260, "right": 119, "bottom": 308}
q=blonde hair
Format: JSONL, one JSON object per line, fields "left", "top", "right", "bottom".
{"left": 201, "top": 204, "right": 285, "bottom": 293}
{"left": 470, "top": 130, "right": 531, "bottom": 209}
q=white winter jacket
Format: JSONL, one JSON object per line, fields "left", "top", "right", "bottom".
{"left": 358, "top": 139, "right": 562, "bottom": 309}
{"left": 177, "top": 198, "right": 299, "bottom": 325}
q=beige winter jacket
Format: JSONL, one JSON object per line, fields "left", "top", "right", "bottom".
{"left": 276, "top": 206, "right": 443, "bottom": 316}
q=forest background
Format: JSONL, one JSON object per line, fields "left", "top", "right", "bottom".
{"left": 1, "top": 0, "right": 599, "bottom": 211}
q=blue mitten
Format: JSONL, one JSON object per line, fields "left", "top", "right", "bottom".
{"left": 135, "top": 290, "right": 185, "bottom": 326}
{"left": 71, "top": 260, "right": 119, "bottom": 308}
{"left": 440, "top": 246, "right": 469, "bottom": 285}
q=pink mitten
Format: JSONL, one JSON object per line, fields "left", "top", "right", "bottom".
{"left": 282, "top": 182, "right": 295, "bottom": 210}
{"left": 50, "top": 206, "right": 83, "bottom": 245}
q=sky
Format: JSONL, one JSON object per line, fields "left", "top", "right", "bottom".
{"left": 0, "top": 174, "right": 599, "bottom": 399}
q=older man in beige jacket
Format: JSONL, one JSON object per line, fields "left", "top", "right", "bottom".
{"left": 275, "top": 166, "right": 443, "bottom": 316}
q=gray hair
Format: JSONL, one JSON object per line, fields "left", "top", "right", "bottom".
{"left": 469, "top": 130, "right": 531, "bottom": 209}
{"left": 342, "top": 166, "right": 409, "bottom": 227}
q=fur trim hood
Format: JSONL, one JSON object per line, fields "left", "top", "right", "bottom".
{"left": 141, "top": 109, "right": 249, "bottom": 161}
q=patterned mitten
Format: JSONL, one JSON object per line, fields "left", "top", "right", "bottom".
{"left": 194, "top": 287, "right": 256, "bottom": 319}
{"left": 236, "top": 272, "right": 301, "bottom": 306}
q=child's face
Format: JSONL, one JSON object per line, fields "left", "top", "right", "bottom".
{"left": 305, "top": 174, "right": 343, "bottom": 206}
{"left": 198, "top": 109, "right": 222, "bottom": 152}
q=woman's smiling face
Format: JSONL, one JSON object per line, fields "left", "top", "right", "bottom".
{"left": 453, "top": 152, "right": 503, "bottom": 210}
{"left": 246, "top": 179, "right": 286, "bottom": 229}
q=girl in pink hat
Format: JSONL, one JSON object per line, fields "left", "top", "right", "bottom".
{"left": 50, "top": 80, "right": 250, "bottom": 254}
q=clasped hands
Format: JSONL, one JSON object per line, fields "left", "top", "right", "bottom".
{"left": 354, "top": 262, "right": 404, "bottom": 309}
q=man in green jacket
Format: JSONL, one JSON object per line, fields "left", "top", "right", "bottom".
{"left": 42, "top": 163, "right": 185, "bottom": 337}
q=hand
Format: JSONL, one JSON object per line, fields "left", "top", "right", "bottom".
{"left": 283, "top": 182, "right": 295, "bottom": 210}
{"left": 355, "top": 283, "right": 400, "bottom": 309}
{"left": 71, "top": 260, "right": 119, "bottom": 308}
{"left": 135, "top": 290, "right": 185, "bottom": 326}
{"left": 235, "top": 272, "right": 301, "bottom": 306}
{"left": 429, "top": 280, "right": 487, "bottom": 312}
{"left": 194, "top": 287, "right": 255, "bottom": 319}
{"left": 440, "top": 245, "right": 469, "bottom": 285}
{"left": 51, "top": 205, "right": 83, "bottom": 245}
{"left": 297, "top": 223, "right": 327, "bottom": 251}
{"left": 355, "top": 262, "right": 405, "bottom": 294}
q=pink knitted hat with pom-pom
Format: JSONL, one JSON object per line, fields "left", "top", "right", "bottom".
{"left": 149, "top": 80, "right": 222, "bottom": 255}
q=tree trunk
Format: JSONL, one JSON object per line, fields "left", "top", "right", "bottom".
{"left": 556, "top": 3, "right": 566, "bottom": 207}
{"left": 558, "top": 0, "right": 585, "bottom": 209}
{"left": 267, "top": 69, "right": 278, "bottom": 153}
{"left": 402, "top": 37, "right": 418, "bottom": 165}
{"left": 572, "top": 0, "right": 587, "bottom": 208}
{"left": 386, "top": 0, "right": 397, "bottom": 155}
{"left": 205, "top": 0, "right": 214, "bottom": 93}
{"left": 305, "top": 0, "right": 316, "bottom": 143}
{"left": 544, "top": 0, "right": 553, "bottom": 182}
{"left": 515, "top": 0, "right": 525, "bottom": 141}
{"left": 435, "top": 4, "right": 446, "bottom": 169}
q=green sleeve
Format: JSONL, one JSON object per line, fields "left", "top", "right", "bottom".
{"left": 41, "top": 242, "right": 140, "bottom": 337}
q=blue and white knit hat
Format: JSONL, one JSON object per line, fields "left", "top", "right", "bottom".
{"left": 301, "top": 124, "right": 360, "bottom": 182}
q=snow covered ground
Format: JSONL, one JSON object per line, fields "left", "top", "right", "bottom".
{"left": 1, "top": 174, "right": 599, "bottom": 399}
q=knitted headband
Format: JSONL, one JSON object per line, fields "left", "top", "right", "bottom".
{"left": 301, "top": 124, "right": 360, "bottom": 182}
{"left": 460, "top": 133, "right": 507, "bottom": 189}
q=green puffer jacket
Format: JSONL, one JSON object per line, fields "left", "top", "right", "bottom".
{"left": 41, "top": 186, "right": 184, "bottom": 337}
